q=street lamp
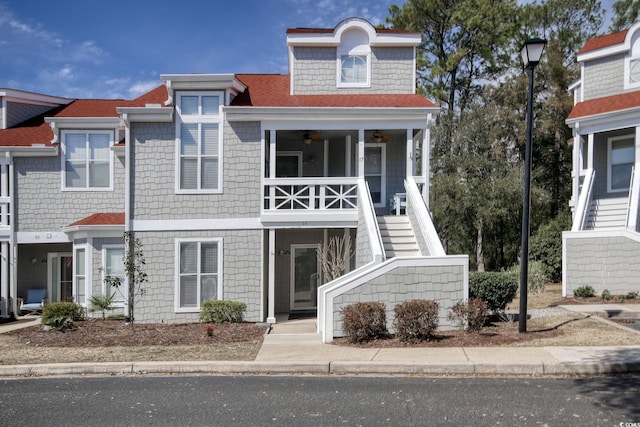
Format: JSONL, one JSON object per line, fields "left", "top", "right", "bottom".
{"left": 519, "top": 36, "right": 546, "bottom": 333}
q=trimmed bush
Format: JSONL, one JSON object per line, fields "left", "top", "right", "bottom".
{"left": 199, "top": 300, "right": 246, "bottom": 324}
{"left": 626, "top": 292, "right": 638, "bottom": 300}
{"left": 469, "top": 272, "right": 518, "bottom": 311}
{"left": 341, "top": 302, "right": 387, "bottom": 343}
{"left": 507, "top": 261, "right": 549, "bottom": 295}
{"left": 448, "top": 298, "right": 489, "bottom": 332}
{"left": 393, "top": 299, "right": 439, "bottom": 342}
{"left": 601, "top": 289, "right": 612, "bottom": 300}
{"left": 42, "top": 302, "right": 85, "bottom": 330}
{"left": 529, "top": 211, "right": 571, "bottom": 282}
{"left": 573, "top": 285, "right": 595, "bottom": 298}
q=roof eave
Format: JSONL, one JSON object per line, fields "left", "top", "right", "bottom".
{"left": 117, "top": 106, "right": 174, "bottom": 123}
{"left": 0, "top": 145, "right": 58, "bottom": 157}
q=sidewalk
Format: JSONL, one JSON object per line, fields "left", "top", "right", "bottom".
{"left": 0, "top": 308, "right": 639, "bottom": 377}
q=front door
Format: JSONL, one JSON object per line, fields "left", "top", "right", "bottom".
{"left": 290, "top": 244, "right": 320, "bottom": 310}
{"left": 47, "top": 253, "right": 73, "bottom": 302}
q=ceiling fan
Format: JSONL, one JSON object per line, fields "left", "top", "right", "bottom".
{"left": 302, "top": 131, "right": 322, "bottom": 144}
{"left": 366, "top": 130, "right": 392, "bottom": 143}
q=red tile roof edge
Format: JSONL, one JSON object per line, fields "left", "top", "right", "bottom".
{"left": 567, "top": 90, "right": 640, "bottom": 120}
{"left": 67, "top": 212, "right": 125, "bottom": 227}
{"left": 578, "top": 29, "right": 628, "bottom": 55}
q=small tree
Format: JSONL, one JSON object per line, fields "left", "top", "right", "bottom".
{"left": 317, "top": 234, "right": 353, "bottom": 283}
{"left": 106, "top": 232, "right": 147, "bottom": 324}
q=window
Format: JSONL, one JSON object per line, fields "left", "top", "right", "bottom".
{"left": 176, "top": 92, "right": 223, "bottom": 193}
{"left": 608, "top": 135, "right": 635, "bottom": 192}
{"left": 176, "top": 239, "right": 222, "bottom": 311}
{"left": 62, "top": 131, "right": 113, "bottom": 190}
{"left": 341, "top": 55, "right": 367, "bottom": 84}
{"left": 74, "top": 246, "right": 86, "bottom": 306}
{"left": 103, "top": 246, "right": 125, "bottom": 303}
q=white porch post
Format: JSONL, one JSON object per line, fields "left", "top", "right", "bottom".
{"left": 345, "top": 135, "right": 352, "bottom": 176}
{"left": 1, "top": 242, "right": 7, "bottom": 317}
{"left": 357, "top": 129, "right": 365, "bottom": 177}
{"left": 267, "top": 228, "right": 276, "bottom": 323}
{"left": 636, "top": 125, "right": 640, "bottom": 166}
{"left": 587, "top": 133, "right": 594, "bottom": 170}
{"left": 571, "top": 130, "right": 581, "bottom": 209}
{"left": 269, "top": 130, "right": 276, "bottom": 178}
{"left": 423, "top": 114, "right": 432, "bottom": 204}
{"left": 406, "top": 128, "right": 413, "bottom": 179}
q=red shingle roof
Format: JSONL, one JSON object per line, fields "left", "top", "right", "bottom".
{"left": 67, "top": 212, "right": 125, "bottom": 227}
{"left": 578, "top": 30, "right": 628, "bottom": 54}
{"left": 568, "top": 90, "right": 640, "bottom": 120}
{"left": 286, "top": 27, "right": 416, "bottom": 34}
{"left": 233, "top": 74, "right": 437, "bottom": 108}
{"left": 0, "top": 85, "right": 167, "bottom": 147}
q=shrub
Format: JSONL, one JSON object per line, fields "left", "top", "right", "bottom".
{"left": 448, "top": 298, "right": 489, "bottom": 332}
{"left": 529, "top": 211, "right": 571, "bottom": 282}
{"left": 469, "top": 272, "right": 518, "bottom": 311}
{"left": 89, "top": 294, "right": 116, "bottom": 320}
{"left": 42, "top": 302, "right": 85, "bottom": 330}
{"left": 393, "top": 299, "right": 439, "bottom": 342}
{"left": 601, "top": 289, "right": 612, "bottom": 300}
{"left": 341, "top": 302, "right": 387, "bottom": 343}
{"left": 626, "top": 292, "right": 638, "bottom": 300}
{"left": 199, "top": 300, "right": 247, "bottom": 324}
{"left": 573, "top": 285, "right": 595, "bottom": 298}
{"left": 507, "top": 261, "right": 549, "bottom": 295}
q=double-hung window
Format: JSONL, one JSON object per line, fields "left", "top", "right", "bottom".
{"left": 608, "top": 135, "right": 635, "bottom": 192}
{"left": 175, "top": 238, "right": 222, "bottom": 311}
{"left": 62, "top": 131, "right": 113, "bottom": 190}
{"left": 176, "top": 92, "right": 223, "bottom": 193}
{"left": 103, "top": 246, "right": 126, "bottom": 303}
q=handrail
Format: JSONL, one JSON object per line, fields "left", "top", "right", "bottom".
{"left": 358, "top": 178, "right": 385, "bottom": 264}
{"left": 572, "top": 168, "right": 595, "bottom": 231}
{"left": 264, "top": 177, "right": 359, "bottom": 211}
{"left": 627, "top": 166, "right": 639, "bottom": 231}
{"left": 405, "top": 176, "right": 445, "bottom": 256}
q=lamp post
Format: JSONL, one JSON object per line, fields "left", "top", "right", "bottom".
{"left": 519, "top": 36, "right": 546, "bottom": 333}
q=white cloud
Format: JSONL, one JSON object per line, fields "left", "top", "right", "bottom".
{"left": 72, "top": 40, "right": 106, "bottom": 64}
{"left": 128, "top": 80, "right": 161, "bottom": 97}
{"left": 0, "top": 3, "right": 63, "bottom": 47}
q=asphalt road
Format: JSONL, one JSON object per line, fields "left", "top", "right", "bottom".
{"left": 0, "top": 375, "right": 638, "bottom": 426}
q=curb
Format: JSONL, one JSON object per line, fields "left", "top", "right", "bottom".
{"left": 1, "top": 360, "right": 639, "bottom": 378}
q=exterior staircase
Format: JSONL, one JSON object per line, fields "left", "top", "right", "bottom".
{"left": 377, "top": 215, "right": 420, "bottom": 258}
{"left": 585, "top": 197, "right": 628, "bottom": 230}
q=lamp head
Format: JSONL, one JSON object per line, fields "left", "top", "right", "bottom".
{"left": 520, "top": 36, "right": 547, "bottom": 68}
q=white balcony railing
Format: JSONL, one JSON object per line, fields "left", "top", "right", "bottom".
{"left": 264, "top": 177, "right": 359, "bottom": 211}
{"left": 572, "top": 168, "right": 595, "bottom": 231}
{"left": 0, "top": 196, "right": 9, "bottom": 229}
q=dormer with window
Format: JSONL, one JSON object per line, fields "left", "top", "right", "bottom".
{"left": 286, "top": 18, "right": 421, "bottom": 95}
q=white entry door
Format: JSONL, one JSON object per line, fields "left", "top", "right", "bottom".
{"left": 47, "top": 252, "right": 73, "bottom": 302}
{"left": 290, "top": 244, "right": 320, "bottom": 310}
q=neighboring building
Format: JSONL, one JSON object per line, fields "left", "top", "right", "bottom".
{"left": 564, "top": 22, "right": 640, "bottom": 296}
{"left": 0, "top": 18, "right": 468, "bottom": 342}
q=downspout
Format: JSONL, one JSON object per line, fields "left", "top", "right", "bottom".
{"left": 8, "top": 152, "right": 15, "bottom": 316}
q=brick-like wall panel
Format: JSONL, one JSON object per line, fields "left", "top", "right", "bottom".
{"left": 332, "top": 264, "right": 465, "bottom": 337}
{"left": 583, "top": 54, "right": 626, "bottom": 100}
{"left": 128, "top": 229, "right": 262, "bottom": 324}
{"left": 292, "top": 47, "right": 414, "bottom": 95}
{"left": 14, "top": 155, "right": 125, "bottom": 232}
{"left": 130, "top": 121, "right": 262, "bottom": 219}
{"left": 565, "top": 235, "right": 640, "bottom": 295}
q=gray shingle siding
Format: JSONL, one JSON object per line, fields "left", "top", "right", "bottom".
{"left": 14, "top": 155, "right": 125, "bottom": 232}
{"left": 129, "top": 120, "right": 262, "bottom": 220}
{"left": 292, "top": 46, "right": 414, "bottom": 95}
{"left": 6, "top": 101, "right": 55, "bottom": 128}
{"left": 583, "top": 54, "right": 626, "bottom": 100}
{"left": 128, "top": 229, "right": 262, "bottom": 323}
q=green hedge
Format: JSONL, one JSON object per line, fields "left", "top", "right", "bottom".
{"left": 42, "top": 302, "right": 85, "bottom": 330}
{"left": 199, "top": 300, "right": 246, "bottom": 324}
{"left": 469, "top": 272, "right": 518, "bottom": 311}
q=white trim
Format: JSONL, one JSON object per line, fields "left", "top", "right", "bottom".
{"left": 577, "top": 21, "right": 640, "bottom": 62}
{"left": 60, "top": 129, "right": 115, "bottom": 191}
{"left": 607, "top": 134, "right": 634, "bottom": 193}
{"left": 174, "top": 237, "right": 223, "bottom": 313}
{"left": 118, "top": 106, "right": 173, "bottom": 123}
{"left": 337, "top": 53, "right": 371, "bottom": 88}
{"left": 225, "top": 107, "right": 438, "bottom": 124}
{"left": 46, "top": 252, "right": 72, "bottom": 304}
{"left": 17, "top": 232, "right": 71, "bottom": 244}
{"left": 73, "top": 244, "right": 88, "bottom": 306}
{"left": 267, "top": 228, "right": 276, "bottom": 323}
{"left": 45, "top": 117, "right": 121, "bottom": 129}
{"left": 562, "top": 228, "right": 640, "bottom": 243}
{"left": 0, "top": 88, "right": 73, "bottom": 107}
{"left": 132, "top": 218, "right": 262, "bottom": 231}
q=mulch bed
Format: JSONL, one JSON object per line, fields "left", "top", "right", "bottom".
{"left": 7, "top": 319, "right": 267, "bottom": 348}
{"left": 551, "top": 297, "right": 639, "bottom": 305}
{"left": 333, "top": 320, "right": 562, "bottom": 348}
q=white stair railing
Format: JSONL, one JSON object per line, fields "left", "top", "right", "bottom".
{"left": 405, "top": 176, "right": 445, "bottom": 256}
{"left": 626, "top": 166, "right": 639, "bottom": 231}
{"left": 572, "top": 169, "right": 595, "bottom": 231}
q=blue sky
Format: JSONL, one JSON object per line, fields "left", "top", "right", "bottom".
{"left": 0, "top": 0, "right": 617, "bottom": 100}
